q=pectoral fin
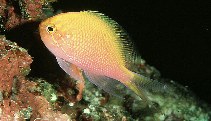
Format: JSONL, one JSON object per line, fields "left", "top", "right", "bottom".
{"left": 56, "top": 57, "right": 84, "bottom": 81}
{"left": 56, "top": 57, "right": 85, "bottom": 101}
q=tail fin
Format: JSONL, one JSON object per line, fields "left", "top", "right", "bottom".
{"left": 124, "top": 72, "right": 167, "bottom": 106}
{"left": 132, "top": 72, "right": 167, "bottom": 93}
{"left": 124, "top": 79, "right": 149, "bottom": 104}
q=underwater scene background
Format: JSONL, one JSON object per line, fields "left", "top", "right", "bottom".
{"left": 0, "top": 0, "right": 210, "bottom": 120}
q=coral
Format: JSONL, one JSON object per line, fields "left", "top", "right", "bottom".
{"left": 19, "top": 0, "right": 44, "bottom": 20}
{"left": 34, "top": 79, "right": 58, "bottom": 103}
{"left": 0, "top": 35, "right": 32, "bottom": 95}
{"left": 16, "top": 77, "right": 69, "bottom": 120}
{"left": 0, "top": 0, "right": 54, "bottom": 31}
{"left": 0, "top": 36, "right": 69, "bottom": 121}
{"left": 0, "top": 35, "right": 32, "bottom": 120}
{"left": 0, "top": 99, "right": 24, "bottom": 120}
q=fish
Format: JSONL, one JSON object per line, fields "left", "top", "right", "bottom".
{"left": 39, "top": 10, "right": 166, "bottom": 105}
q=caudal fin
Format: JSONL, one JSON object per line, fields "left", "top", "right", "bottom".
{"left": 123, "top": 71, "right": 167, "bottom": 105}
{"left": 132, "top": 72, "right": 167, "bottom": 93}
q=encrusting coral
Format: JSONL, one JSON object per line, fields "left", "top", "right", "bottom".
{"left": 0, "top": 0, "right": 54, "bottom": 31}
{"left": 0, "top": 36, "right": 69, "bottom": 120}
{"left": 0, "top": 35, "right": 32, "bottom": 96}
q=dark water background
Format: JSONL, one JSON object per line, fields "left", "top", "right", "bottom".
{"left": 4, "top": 0, "right": 211, "bottom": 104}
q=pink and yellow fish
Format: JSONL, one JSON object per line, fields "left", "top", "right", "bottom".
{"left": 39, "top": 11, "right": 166, "bottom": 104}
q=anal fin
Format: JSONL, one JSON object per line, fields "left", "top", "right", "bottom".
{"left": 83, "top": 71, "right": 127, "bottom": 98}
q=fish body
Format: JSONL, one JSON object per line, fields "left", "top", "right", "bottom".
{"left": 39, "top": 11, "right": 165, "bottom": 103}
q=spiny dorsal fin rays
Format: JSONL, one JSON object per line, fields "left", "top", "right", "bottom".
{"left": 87, "top": 11, "right": 137, "bottom": 66}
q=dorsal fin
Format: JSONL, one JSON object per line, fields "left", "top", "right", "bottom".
{"left": 87, "top": 11, "right": 138, "bottom": 66}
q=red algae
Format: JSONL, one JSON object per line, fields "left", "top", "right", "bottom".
{"left": 0, "top": 36, "right": 32, "bottom": 95}
{"left": 0, "top": 0, "right": 53, "bottom": 30}
{"left": 20, "top": 0, "right": 45, "bottom": 20}
{"left": 0, "top": 0, "right": 6, "bottom": 16}
{"left": 0, "top": 36, "right": 69, "bottom": 120}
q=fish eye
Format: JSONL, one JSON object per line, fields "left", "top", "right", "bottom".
{"left": 46, "top": 25, "right": 56, "bottom": 33}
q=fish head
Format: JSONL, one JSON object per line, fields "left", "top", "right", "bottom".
{"left": 39, "top": 13, "right": 75, "bottom": 59}
{"left": 39, "top": 15, "right": 63, "bottom": 46}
